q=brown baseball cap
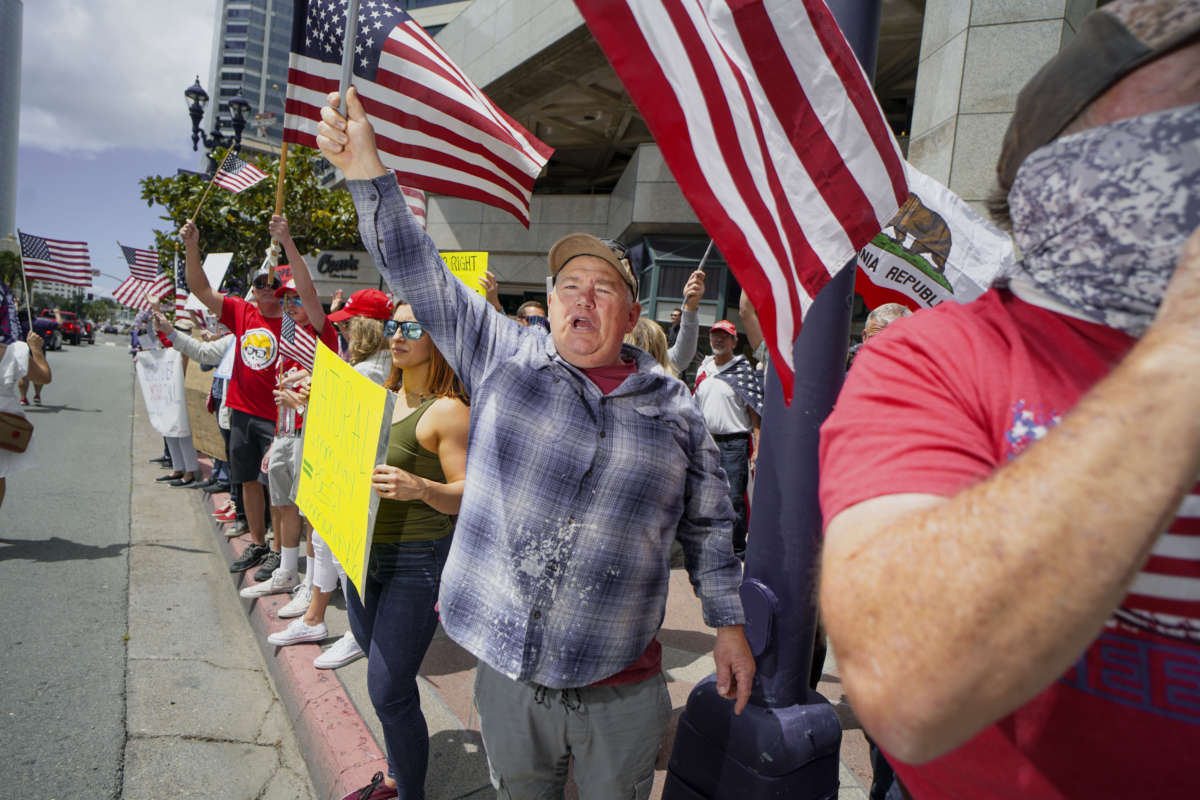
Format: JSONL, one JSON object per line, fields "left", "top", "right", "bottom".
{"left": 997, "top": 0, "right": 1200, "bottom": 192}
{"left": 548, "top": 234, "right": 638, "bottom": 297}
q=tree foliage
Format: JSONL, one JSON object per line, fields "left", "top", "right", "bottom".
{"left": 139, "top": 146, "right": 361, "bottom": 287}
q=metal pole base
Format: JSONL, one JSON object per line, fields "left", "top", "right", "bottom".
{"left": 663, "top": 676, "right": 842, "bottom": 800}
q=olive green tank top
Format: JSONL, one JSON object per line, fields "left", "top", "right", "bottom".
{"left": 372, "top": 398, "right": 453, "bottom": 543}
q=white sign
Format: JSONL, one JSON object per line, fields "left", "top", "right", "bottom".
{"left": 136, "top": 348, "right": 191, "bottom": 437}
{"left": 185, "top": 253, "right": 233, "bottom": 313}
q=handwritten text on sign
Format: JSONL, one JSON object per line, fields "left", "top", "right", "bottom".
{"left": 441, "top": 251, "right": 489, "bottom": 297}
{"left": 294, "top": 342, "right": 395, "bottom": 594}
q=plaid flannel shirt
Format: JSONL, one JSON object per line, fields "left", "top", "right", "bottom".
{"left": 349, "top": 174, "right": 745, "bottom": 688}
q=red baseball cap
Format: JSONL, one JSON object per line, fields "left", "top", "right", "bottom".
{"left": 710, "top": 320, "right": 738, "bottom": 337}
{"left": 326, "top": 288, "right": 395, "bottom": 322}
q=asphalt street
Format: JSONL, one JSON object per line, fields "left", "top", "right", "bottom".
{"left": 1, "top": 332, "right": 133, "bottom": 797}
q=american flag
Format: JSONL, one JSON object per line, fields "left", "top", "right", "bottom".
{"left": 145, "top": 269, "right": 174, "bottom": 306}
{"left": 282, "top": 0, "right": 553, "bottom": 227}
{"left": 112, "top": 276, "right": 154, "bottom": 310}
{"left": 119, "top": 243, "right": 159, "bottom": 281}
{"left": 18, "top": 231, "right": 93, "bottom": 287}
{"left": 401, "top": 185, "right": 427, "bottom": 229}
{"left": 212, "top": 153, "right": 269, "bottom": 194}
{"left": 174, "top": 254, "right": 190, "bottom": 315}
{"left": 279, "top": 312, "right": 318, "bottom": 371}
{"left": 575, "top": 0, "right": 908, "bottom": 400}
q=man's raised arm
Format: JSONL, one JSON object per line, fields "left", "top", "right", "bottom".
{"left": 179, "top": 221, "right": 223, "bottom": 316}
{"left": 819, "top": 228, "right": 1200, "bottom": 765}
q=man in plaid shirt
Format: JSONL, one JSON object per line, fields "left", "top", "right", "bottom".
{"left": 319, "top": 88, "right": 753, "bottom": 798}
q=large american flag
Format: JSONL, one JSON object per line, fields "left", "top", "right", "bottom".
{"left": 119, "top": 243, "right": 159, "bottom": 281}
{"left": 401, "top": 185, "right": 427, "bottom": 229}
{"left": 575, "top": 0, "right": 908, "bottom": 399}
{"left": 112, "top": 276, "right": 154, "bottom": 310}
{"left": 282, "top": 0, "right": 553, "bottom": 227}
{"left": 18, "top": 231, "right": 93, "bottom": 287}
{"left": 213, "top": 153, "right": 269, "bottom": 194}
{"left": 279, "top": 312, "right": 318, "bottom": 371}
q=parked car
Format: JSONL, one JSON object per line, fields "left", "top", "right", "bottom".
{"left": 102, "top": 322, "right": 119, "bottom": 334}
{"left": 34, "top": 311, "right": 61, "bottom": 351}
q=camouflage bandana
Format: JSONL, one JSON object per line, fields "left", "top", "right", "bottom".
{"left": 1007, "top": 102, "right": 1200, "bottom": 337}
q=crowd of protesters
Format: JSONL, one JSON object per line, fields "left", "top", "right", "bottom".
{"left": 43, "top": 3, "right": 1200, "bottom": 797}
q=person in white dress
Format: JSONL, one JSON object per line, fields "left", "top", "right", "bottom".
{"left": 0, "top": 331, "right": 51, "bottom": 509}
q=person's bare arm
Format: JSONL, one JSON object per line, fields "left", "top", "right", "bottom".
{"left": 25, "top": 332, "right": 51, "bottom": 384}
{"left": 371, "top": 398, "right": 469, "bottom": 515}
{"left": 269, "top": 215, "right": 327, "bottom": 334}
{"left": 179, "top": 221, "right": 223, "bottom": 315}
{"left": 479, "top": 271, "right": 502, "bottom": 312}
{"left": 739, "top": 291, "right": 764, "bottom": 353}
{"left": 820, "top": 228, "right": 1200, "bottom": 765}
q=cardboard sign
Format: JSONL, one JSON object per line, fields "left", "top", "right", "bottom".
{"left": 135, "top": 348, "right": 190, "bottom": 437}
{"left": 441, "top": 251, "right": 488, "bottom": 297}
{"left": 183, "top": 361, "right": 224, "bottom": 459}
{"left": 294, "top": 341, "right": 395, "bottom": 594}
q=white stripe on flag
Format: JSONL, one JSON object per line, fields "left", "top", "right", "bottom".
{"left": 1128, "top": 572, "right": 1200, "bottom": 603}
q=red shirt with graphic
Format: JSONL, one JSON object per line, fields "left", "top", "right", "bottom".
{"left": 220, "top": 296, "right": 284, "bottom": 422}
{"left": 820, "top": 289, "right": 1200, "bottom": 799}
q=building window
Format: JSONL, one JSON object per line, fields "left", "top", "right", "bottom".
{"left": 226, "top": 39, "right": 246, "bottom": 50}
{"left": 219, "top": 87, "right": 240, "bottom": 97}
{"left": 223, "top": 55, "right": 245, "bottom": 65}
{"left": 227, "top": 7, "right": 248, "bottom": 18}
{"left": 226, "top": 23, "right": 248, "bottom": 34}
{"left": 220, "top": 71, "right": 242, "bottom": 81}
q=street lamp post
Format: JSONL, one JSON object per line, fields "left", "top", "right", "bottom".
{"left": 185, "top": 76, "right": 252, "bottom": 175}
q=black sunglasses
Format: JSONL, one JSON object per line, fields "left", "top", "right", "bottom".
{"left": 252, "top": 275, "right": 282, "bottom": 290}
{"left": 384, "top": 319, "right": 424, "bottom": 340}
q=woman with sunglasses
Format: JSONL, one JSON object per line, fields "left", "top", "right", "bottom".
{"left": 342, "top": 302, "right": 469, "bottom": 800}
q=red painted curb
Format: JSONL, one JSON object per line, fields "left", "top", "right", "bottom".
{"left": 198, "top": 457, "right": 388, "bottom": 800}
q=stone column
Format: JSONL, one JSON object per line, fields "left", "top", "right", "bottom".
{"left": 0, "top": 0, "right": 22, "bottom": 243}
{"left": 907, "top": 0, "right": 1096, "bottom": 215}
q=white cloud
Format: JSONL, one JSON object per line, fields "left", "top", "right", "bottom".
{"left": 19, "top": 0, "right": 218, "bottom": 154}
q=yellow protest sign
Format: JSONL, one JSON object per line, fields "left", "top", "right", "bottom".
{"left": 295, "top": 341, "right": 395, "bottom": 594}
{"left": 441, "top": 251, "right": 488, "bottom": 296}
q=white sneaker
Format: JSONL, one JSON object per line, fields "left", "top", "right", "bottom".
{"left": 267, "top": 617, "right": 329, "bottom": 646}
{"left": 277, "top": 582, "right": 314, "bottom": 618}
{"left": 313, "top": 631, "right": 365, "bottom": 669}
{"left": 239, "top": 567, "right": 299, "bottom": 598}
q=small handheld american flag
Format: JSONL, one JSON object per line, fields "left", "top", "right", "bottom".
{"left": 213, "top": 153, "right": 269, "bottom": 194}
{"left": 119, "top": 244, "right": 159, "bottom": 281}
{"left": 279, "top": 312, "right": 318, "bottom": 372}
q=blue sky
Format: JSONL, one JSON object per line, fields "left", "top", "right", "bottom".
{"left": 16, "top": 1, "right": 218, "bottom": 298}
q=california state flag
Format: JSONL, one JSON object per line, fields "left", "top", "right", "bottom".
{"left": 855, "top": 163, "right": 1014, "bottom": 311}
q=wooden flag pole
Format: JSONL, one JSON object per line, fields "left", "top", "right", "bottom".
{"left": 190, "top": 148, "right": 234, "bottom": 222}
{"left": 15, "top": 231, "right": 33, "bottom": 331}
{"left": 267, "top": 141, "right": 289, "bottom": 283}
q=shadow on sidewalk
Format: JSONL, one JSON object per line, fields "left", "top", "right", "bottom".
{"left": 0, "top": 537, "right": 208, "bottom": 562}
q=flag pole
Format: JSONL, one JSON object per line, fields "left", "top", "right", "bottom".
{"left": 337, "top": 0, "right": 362, "bottom": 116}
{"left": 267, "top": 141, "right": 290, "bottom": 283}
{"left": 190, "top": 148, "right": 234, "bottom": 222}
{"left": 15, "top": 230, "right": 33, "bottom": 331}
{"left": 695, "top": 239, "right": 714, "bottom": 274}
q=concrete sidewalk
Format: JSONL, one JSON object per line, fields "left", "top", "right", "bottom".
{"left": 125, "top": 385, "right": 316, "bottom": 799}
{"left": 197, "top": 462, "right": 873, "bottom": 800}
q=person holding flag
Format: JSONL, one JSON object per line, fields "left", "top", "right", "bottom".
{"left": 238, "top": 216, "right": 339, "bottom": 600}
{"left": 317, "top": 87, "right": 752, "bottom": 798}
{"left": 181, "top": 220, "right": 283, "bottom": 577}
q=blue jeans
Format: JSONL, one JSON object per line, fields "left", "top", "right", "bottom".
{"left": 345, "top": 536, "right": 452, "bottom": 799}
{"left": 715, "top": 434, "right": 750, "bottom": 557}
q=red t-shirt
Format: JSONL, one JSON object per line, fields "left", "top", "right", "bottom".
{"left": 819, "top": 290, "right": 1200, "bottom": 799}
{"left": 276, "top": 320, "right": 340, "bottom": 432}
{"left": 221, "top": 296, "right": 284, "bottom": 421}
